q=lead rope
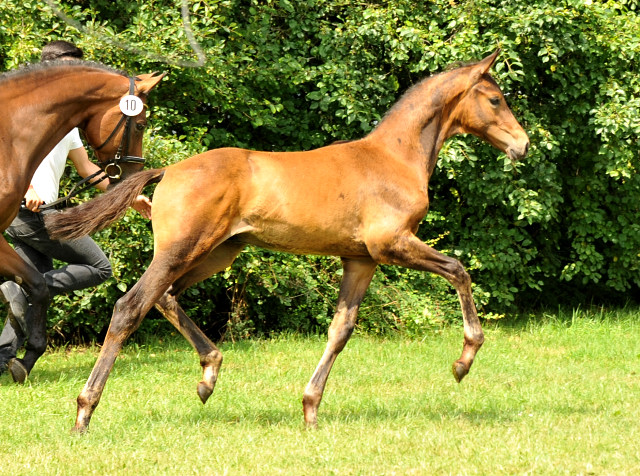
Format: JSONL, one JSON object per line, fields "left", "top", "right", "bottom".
{"left": 37, "top": 170, "right": 109, "bottom": 211}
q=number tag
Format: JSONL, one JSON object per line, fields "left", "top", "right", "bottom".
{"left": 119, "top": 95, "right": 144, "bottom": 116}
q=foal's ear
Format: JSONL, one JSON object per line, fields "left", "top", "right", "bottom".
{"left": 470, "top": 49, "right": 500, "bottom": 85}
{"left": 135, "top": 71, "right": 168, "bottom": 96}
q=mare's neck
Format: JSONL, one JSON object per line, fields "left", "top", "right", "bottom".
{"left": 1, "top": 67, "right": 120, "bottom": 191}
{"left": 367, "top": 70, "right": 467, "bottom": 178}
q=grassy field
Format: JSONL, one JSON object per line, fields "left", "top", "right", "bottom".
{"left": 1, "top": 307, "right": 639, "bottom": 475}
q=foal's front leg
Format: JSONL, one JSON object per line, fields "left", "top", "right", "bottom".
{"left": 368, "top": 232, "right": 484, "bottom": 382}
{"left": 302, "top": 257, "right": 377, "bottom": 427}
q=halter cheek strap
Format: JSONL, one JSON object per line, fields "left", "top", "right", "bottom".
{"left": 95, "top": 76, "right": 145, "bottom": 179}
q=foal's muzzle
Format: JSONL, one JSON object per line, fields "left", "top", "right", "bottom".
{"left": 507, "top": 140, "right": 529, "bottom": 161}
{"left": 505, "top": 128, "right": 530, "bottom": 161}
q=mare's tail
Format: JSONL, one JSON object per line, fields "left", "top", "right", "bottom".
{"left": 45, "top": 168, "right": 165, "bottom": 240}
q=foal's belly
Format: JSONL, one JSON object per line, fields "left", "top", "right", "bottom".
{"left": 230, "top": 227, "right": 370, "bottom": 258}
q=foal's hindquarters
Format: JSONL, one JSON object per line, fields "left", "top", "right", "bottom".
{"left": 73, "top": 158, "right": 249, "bottom": 432}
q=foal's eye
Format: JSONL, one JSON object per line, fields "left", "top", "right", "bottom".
{"left": 489, "top": 97, "right": 501, "bottom": 107}
{"left": 135, "top": 123, "right": 146, "bottom": 132}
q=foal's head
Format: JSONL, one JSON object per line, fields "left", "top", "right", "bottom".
{"left": 450, "top": 50, "right": 529, "bottom": 161}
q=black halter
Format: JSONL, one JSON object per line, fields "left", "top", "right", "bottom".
{"left": 38, "top": 77, "right": 143, "bottom": 211}
{"left": 94, "top": 76, "right": 144, "bottom": 180}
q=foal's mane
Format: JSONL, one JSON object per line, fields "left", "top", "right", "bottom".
{"left": 0, "top": 60, "right": 127, "bottom": 86}
{"left": 374, "top": 60, "right": 477, "bottom": 128}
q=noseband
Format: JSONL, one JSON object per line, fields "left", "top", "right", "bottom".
{"left": 94, "top": 76, "right": 145, "bottom": 180}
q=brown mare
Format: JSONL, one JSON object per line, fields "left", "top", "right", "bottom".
{"left": 47, "top": 51, "right": 529, "bottom": 433}
{"left": 0, "top": 61, "right": 165, "bottom": 375}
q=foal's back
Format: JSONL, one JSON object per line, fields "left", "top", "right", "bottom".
{"left": 151, "top": 140, "right": 425, "bottom": 257}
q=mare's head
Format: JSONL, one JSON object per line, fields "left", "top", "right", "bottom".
{"left": 81, "top": 67, "right": 166, "bottom": 181}
{"left": 448, "top": 50, "right": 529, "bottom": 161}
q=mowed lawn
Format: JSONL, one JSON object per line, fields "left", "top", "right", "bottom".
{"left": 1, "top": 308, "right": 639, "bottom": 475}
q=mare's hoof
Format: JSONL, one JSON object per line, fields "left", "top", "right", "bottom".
{"left": 451, "top": 361, "right": 469, "bottom": 383}
{"left": 197, "top": 381, "right": 213, "bottom": 404}
{"left": 7, "top": 358, "right": 28, "bottom": 384}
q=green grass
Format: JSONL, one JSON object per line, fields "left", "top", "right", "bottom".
{"left": 1, "top": 307, "right": 640, "bottom": 475}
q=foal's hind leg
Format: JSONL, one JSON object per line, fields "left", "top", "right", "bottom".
{"left": 302, "top": 257, "right": 377, "bottom": 427}
{"left": 73, "top": 261, "right": 180, "bottom": 433}
{"left": 155, "top": 295, "right": 222, "bottom": 404}
{"left": 154, "top": 242, "right": 245, "bottom": 405}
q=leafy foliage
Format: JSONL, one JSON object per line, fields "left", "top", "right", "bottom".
{"left": 1, "top": 0, "right": 639, "bottom": 342}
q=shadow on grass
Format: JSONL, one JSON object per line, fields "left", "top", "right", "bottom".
{"left": 126, "top": 388, "right": 604, "bottom": 430}
{"left": 161, "top": 403, "right": 601, "bottom": 430}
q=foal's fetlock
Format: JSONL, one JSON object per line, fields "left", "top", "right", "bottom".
{"left": 197, "top": 351, "right": 222, "bottom": 404}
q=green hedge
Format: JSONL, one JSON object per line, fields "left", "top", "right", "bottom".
{"left": 1, "top": 0, "right": 639, "bottom": 342}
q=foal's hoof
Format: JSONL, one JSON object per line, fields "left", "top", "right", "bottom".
{"left": 302, "top": 398, "right": 319, "bottom": 429}
{"left": 70, "top": 425, "right": 88, "bottom": 436}
{"left": 197, "top": 381, "right": 213, "bottom": 404}
{"left": 452, "top": 361, "right": 469, "bottom": 383}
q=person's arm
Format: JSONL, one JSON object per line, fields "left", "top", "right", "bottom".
{"left": 23, "top": 185, "right": 44, "bottom": 211}
{"left": 69, "top": 147, "right": 152, "bottom": 219}
{"left": 68, "top": 147, "right": 109, "bottom": 192}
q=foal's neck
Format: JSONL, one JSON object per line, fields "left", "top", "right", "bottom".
{"left": 368, "top": 70, "right": 467, "bottom": 178}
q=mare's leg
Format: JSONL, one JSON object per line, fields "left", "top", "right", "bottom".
{"left": 369, "top": 232, "right": 483, "bottom": 382}
{"left": 0, "top": 236, "right": 49, "bottom": 374}
{"left": 302, "top": 257, "right": 377, "bottom": 427}
{"left": 154, "top": 241, "right": 245, "bottom": 404}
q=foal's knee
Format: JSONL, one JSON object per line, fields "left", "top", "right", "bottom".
{"left": 447, "top": 260, "right": 472, "bottom": 289}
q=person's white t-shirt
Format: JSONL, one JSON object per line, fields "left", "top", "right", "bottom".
{"left": 31, "top": 128, "right": 84, "bottom": 204}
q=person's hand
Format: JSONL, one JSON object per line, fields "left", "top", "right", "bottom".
{"left": 131, "top": 195, "right": 152, "bottom": 219}
{"left": 24, "top": 186, "right": 44, "bottom": 212}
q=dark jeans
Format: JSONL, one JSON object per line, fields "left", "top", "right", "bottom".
{"left": 0, "top": 208, "right": 112, "bottom": 370}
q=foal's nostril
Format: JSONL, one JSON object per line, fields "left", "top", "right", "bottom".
{"left": 524, "top": 141, "right": 530, "bottom": 156}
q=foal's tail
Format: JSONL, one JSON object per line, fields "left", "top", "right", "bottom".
{"left": 45, "top": 168, "right": 166, "bottom": 240}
